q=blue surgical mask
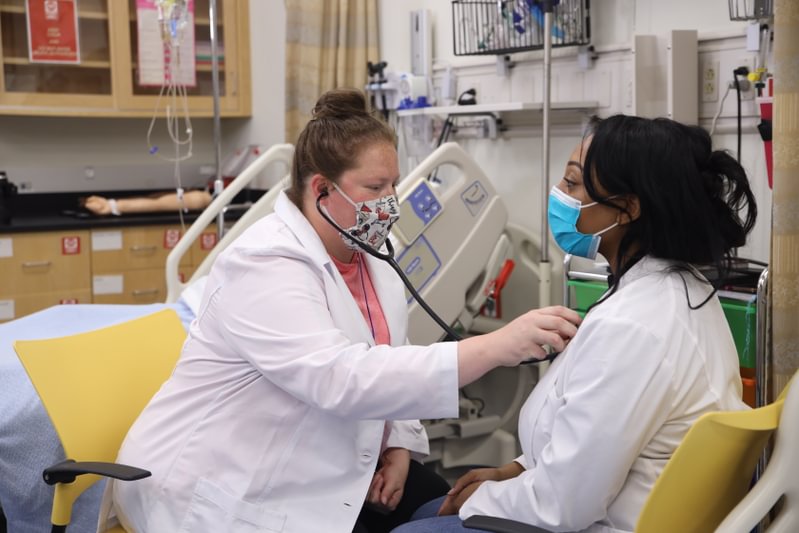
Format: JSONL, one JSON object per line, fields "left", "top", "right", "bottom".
{"left": 548, "top": 185, "right": 618, "bottom": 260}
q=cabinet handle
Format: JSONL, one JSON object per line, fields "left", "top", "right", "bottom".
{"left": 130, "top": 245, "right": 158, "bottom": 253}
{"left": 21, "top": 260, "right": 52, "bottom": 269}
{"left": 132, "top": 288, "right": 160, "bottom": 296}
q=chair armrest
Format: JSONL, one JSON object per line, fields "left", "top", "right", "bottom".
{"left": 463, "top": 515, "right": 554, "bottom": 533}
{"left": 43, "top": 459, "right": 151, "bottom": 485}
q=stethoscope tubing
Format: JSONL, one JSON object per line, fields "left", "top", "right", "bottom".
{"left": 316, "top": 192, "right": 556, "bottom": 364}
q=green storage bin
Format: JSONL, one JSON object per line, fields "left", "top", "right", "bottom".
{"left": 566, "top": 279, "right": 757, "bottom": 369}
{"left": 568, "top": 280, "right": 608, "bottom": 312}
{"left": 720, "top": 297, "right": 757, "bottom": 369}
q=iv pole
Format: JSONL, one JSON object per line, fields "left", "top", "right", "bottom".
{"left": 209, "top": 0, "right": 225, "bottom": 238}
{"left": 538, "top": 0, "right": 554, "bottom": 310}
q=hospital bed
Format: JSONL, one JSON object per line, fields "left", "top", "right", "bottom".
{"left": 0, "top": 145, "right": 295, "bottom": 533}
{"left": 168, "top": 139, "right": 538, "bottom": 475}
{"left": 164, "top": 143, "right": 295, "bottom": 303}
{"left": 163, "top": 140, "right": 538, "bottom": 472}
{"left": 2, "top": 142, "right": 540, "bottom": 531}
{"left": 387, "top": 143, "right": 542, "bottom": 473}
{"left": 166, "top": 143, "right": 536, "bottom": 469}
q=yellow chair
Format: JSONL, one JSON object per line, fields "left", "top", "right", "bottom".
{"left": 463, "top": 395, "right": 786, "bottom": 533}
{"left": 14, "top": 310, "right": 186, "bottom": 533}
{"left": 633, "top": 398, "right": 784, "bottom": 532}
{"left": 715, "top": 374, "right": 799, "bottom": 532}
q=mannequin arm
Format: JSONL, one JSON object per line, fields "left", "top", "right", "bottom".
{"left": 84, "top": 190, "right": 212, "bottom": 216}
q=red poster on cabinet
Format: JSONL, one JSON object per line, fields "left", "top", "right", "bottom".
{"left": 26, "top": 0, "right": 80, "bottom": 64}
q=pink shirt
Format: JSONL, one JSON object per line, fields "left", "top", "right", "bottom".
{"left": 331, "top": 253, "right": 391, "bottom": 345}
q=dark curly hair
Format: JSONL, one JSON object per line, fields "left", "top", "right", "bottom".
{"left": 582, "top": 115, "right": 757, "bottom": 309}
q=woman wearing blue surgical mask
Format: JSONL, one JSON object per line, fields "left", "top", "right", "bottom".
{"left": 392, "top": 114, "right": 757, "bottom": 533}
{"left": 101, "top": 89, "right": 581, "bottom": 533}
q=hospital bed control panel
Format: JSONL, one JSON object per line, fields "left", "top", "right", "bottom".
{"left": 393, "top": 179, "right": 443, "bottom": 245}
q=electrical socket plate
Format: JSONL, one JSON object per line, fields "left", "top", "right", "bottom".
{"left": 702, "top": 60, "right": 720, "bottom": 103}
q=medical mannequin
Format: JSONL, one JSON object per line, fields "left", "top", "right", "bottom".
{"left": 392, "top": 115, "right": 758, "bottom": 533}
{"left": 99, "top": 89, "right": 581, "bottom": 533}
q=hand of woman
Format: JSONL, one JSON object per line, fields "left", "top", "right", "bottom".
{"left": 437, "top": 462, "right": 525, "bottom": 516}
{"left": 493, "top": 305, "right": 582, "bottom": 365}
{"left": 437, "top": 480, "right": 482, "bottom": 516}
{"left": 457, "top": 306, "right": 581, "bottom": 387}
{"left": 366, "top": 447, "right": 410, "bottom": 513}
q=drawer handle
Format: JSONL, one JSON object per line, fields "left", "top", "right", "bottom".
{"left": 22, "top": 260, "right": 52, "bottom": 269}
{"left": 132, "top": 288, "right": 160, "bottom": 296}
{"left": 130, "top": 245, "right": 158, "bottom": 253}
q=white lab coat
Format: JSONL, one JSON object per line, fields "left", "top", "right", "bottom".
{"left": 460, "top": 256, "right": 747, "bottom": 533}
{"left": 100, "top": 192, "right": 460, "bottom": 533}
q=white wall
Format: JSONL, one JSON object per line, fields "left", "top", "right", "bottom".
{"left": 223, "top": 0, "right": 287, "bottom": 188}
{"left": 378, "top": 0, "right": 749, "bottom": 69}
{"left": 378, "top": 0, "right": 771, "bottom": 292}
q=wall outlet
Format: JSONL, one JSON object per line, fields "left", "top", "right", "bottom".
{"left": 701, "top": 60, "right": 719, "bottom": 103}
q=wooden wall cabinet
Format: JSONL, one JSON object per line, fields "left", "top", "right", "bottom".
{"left": 0, "top": 0, "right": 250, "bottom": 116}
{"left": 0, "top": 223, "right": 219, "bottom": 320}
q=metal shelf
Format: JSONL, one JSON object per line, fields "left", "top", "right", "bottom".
{"left": 396, "top": 100, "right": 597, "bottom": 117}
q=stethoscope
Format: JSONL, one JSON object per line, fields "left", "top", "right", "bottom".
{"left": 316, "top": 191, "right": 559, "bottom": 364}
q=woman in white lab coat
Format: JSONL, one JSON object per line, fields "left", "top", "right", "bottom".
{"left": 392, "top": 115, "right": 758, "bottom": 533}
{"left": 100, "top": 89, "right": 581, "bottom": 533}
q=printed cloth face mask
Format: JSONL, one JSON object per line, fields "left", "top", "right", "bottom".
{"left": 328, "top": 182, "right": 401, "bottom": 251}
{"left": 548, "top": 185, "right": 618, "bottom": 260}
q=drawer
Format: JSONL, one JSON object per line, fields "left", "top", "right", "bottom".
{"left": 92, "top": 266, "right": 193, "bottom": 304}
{"left": 91, "top": 226, "right": 191, "bottom": 273}
{"left": 0, "top": 289, "right": 93, "bottom": 323}
{"left": 0, "top": 231, "right": 91, "bottom": 295}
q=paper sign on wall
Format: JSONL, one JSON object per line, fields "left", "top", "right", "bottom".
{"left": 93, "top": 275, "right": 124, "bottom": 295}
{"left": 0, "top": 300, "right": 15, "bottom": 321}
{"left": 164, "top": 228, "right": 181, "bottom": 249}
{"left": 61, "top": 236, "right": 81, "bottom": 255}
{"left": 91, "top": 231, "right": 123, "bottom": 251}
{"left": 200, "top": 232, "right": 217, "bottom": 250}
{"left": 0, "top": 238, "right": 12, "bottom": 258}
{"left": 136, "top": 0, "right": 196, "bottom": 87}
{"left": 26, "top": 0, "right": 80, "bottom": 64}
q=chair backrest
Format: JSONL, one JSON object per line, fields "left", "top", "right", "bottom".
{"left": 13, "top": 309, "right": 186, "bottom": 526}
{"left": 635, "top": 398, "right": 785, "bottom": 533}
{"left": 715, "top": 372, "right": 799, "bottom": 533}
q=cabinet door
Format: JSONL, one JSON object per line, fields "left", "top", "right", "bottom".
{"left": 0, "top": 288, "right": 92, "bottom": 323}
{"left": 92, "top": 266, "right": 163, "bottom": 303}
{"left": 0, "top": 230, "right": 91, "bottom": 295}
{"left": 91, "top": 225, "right": 191, "bottom": 273}
{"left": 113, "top": 0, "right": 250, "bottom": 116}
{"left": 92, "top": 265, "right": 192, "bottom": 304}
{"left": 0, "top": 0, "right": 115, "bottom": 113}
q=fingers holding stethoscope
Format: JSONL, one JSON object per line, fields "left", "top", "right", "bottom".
{"left": 502, "top": 305, "right": 582, "bottom": 365}
{"left": 456, "top": 306, "right": 580, "bottom": 386}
